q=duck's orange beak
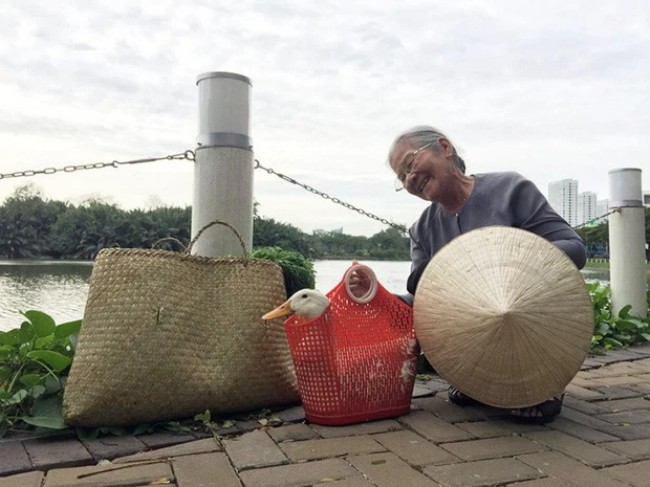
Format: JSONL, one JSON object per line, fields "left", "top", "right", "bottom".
{"left": 262, "top": 300, "right": 293, "bottom": 320}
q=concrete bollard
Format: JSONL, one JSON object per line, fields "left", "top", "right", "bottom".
{"left": 191, "top": 72, "right": 253, "bottom": 257}
{"left": 608, "top": 168, "right": 647, "bottom": 318}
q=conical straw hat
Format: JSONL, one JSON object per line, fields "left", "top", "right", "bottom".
{"left": 414, "top": 226, "right": 593, "bottom": 408}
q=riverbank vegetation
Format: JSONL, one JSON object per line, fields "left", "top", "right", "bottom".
{"left": 0, "top": 185, "right": 409, "bottom": 261}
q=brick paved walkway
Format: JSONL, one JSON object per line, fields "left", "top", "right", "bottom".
{"left": 2, "top": 345, "right": 650, "bottom": 487}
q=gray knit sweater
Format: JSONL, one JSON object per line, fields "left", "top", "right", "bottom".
{"left": 407, "top": 171, "right": 587, "bottom": 295}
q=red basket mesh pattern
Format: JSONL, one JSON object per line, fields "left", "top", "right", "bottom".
{"left": 284, "top": 277, "right": 416, "bottom": 425}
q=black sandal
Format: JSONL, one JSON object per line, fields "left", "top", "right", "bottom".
{"left": 510, "top": 394, "right": 564, "bottom": 424}
{"left": 447, "top": 386, "right": 480, "bottom": 406}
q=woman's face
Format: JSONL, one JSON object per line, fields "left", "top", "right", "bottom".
{"left": 390, "top": 137, "right": 459, "bottom": 202}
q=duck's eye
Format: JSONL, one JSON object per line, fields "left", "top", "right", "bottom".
{"left": 301, "top": 294, "right": 308, "bottom": 298}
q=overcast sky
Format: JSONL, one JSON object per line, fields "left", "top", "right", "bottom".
{"left": 0, "top": 1, "right": 648, "bottom": 237}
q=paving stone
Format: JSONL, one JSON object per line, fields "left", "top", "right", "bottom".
{"left": 454, "top": 420, "right": 545, "bottom": 439}
{"left": 596, "top": 423, "right": 650, "bottom": 441}
{"left": 23, "top": 436, "right": 93, "bottom": 470}
{"left": 136, "top": 431, "right": 196, "bottom": 449}
{"left": 235, "top": 420, "right": 262, "bottom": 433}
{"left": 590, "top": 376, "right": 643, "bottom": 387}
{"left": 310, "top": 419, "right": 402, "bottom": 438}
{"left": 372, "top": 429, "right": 459, "bottom": 466}
{"left": 440, "top": 436, "right": 545, "bottom": 461}
{"left": 43, "top": 461, "right": 173, "bottom": 487}
{"left": 412, "top": 396, "right": 491, "bottom": 423}
{"left": 593, "top": 397, "right": 650, "bottom": 413}
{"left": 525, "top": 430, "right": 628, "bottom": 467}
{"left": 548, "top": 416, "right": 620, "bottom": 443}
{"left": 238, "top": 458, "right": 360, "bottom": 487}
{"left": 398, "top": 410, "right": 474, "bottom": 443}
{"left": 600, "top": 439, "right": 650, "bottom": 460}
{"left": 507, "top": 479, "right": 570, "bottom": 486}
{"left": 592, "top": 386, "right": 644, "bottom": 400}
{"left": 600, "top": 409, "right": 650, "bottom": 424}
{"left": 0, "top": 470, "right": 44, "bottom": 487}
{"left": 565, "top": 384, "right": 606, "bottom": 400}
{"left": 563, "top": 396, "right": 611, "bottom": 415}
{"left": 81, "top": 435, "right": 147, "bottom": 461}
{"left": 600, "top": 459, "right": 650, "bottom": 487}
{"left": 419, "top": 377, "right": 450, "bottom": 393}
{"left": 222, "top": 430, "right": 288, "bottom": 471}
{"left": 517, "top": 450, "right": 628, "bottom": 487}
{"left": 267, "top": 423, "right": 319, "bottom": 442}
{"left": 590, "top": 350, "right": 648, "bottom": 364}
{"left": 423, "top": 458, "right": 540, "bottom": 487}
{"left": 313, "top": 477, "right": 376, "bottom": 487}
{"left": 0, "top": 440, "right": 32, "bottom": 476}
{"left": 348, "top": 451, "right": 439, "bottom": 487}
{"left": 412, "top": 383, "right": 434, "bottom": 398}
{"left": 559, "top": 407, "right": 627, "bottom": 437}
{"left": 279, "top": 435, "right": 385, "bottom": 462}
{"left": 113, "top": 438, "right": 221, "bottom": 463}
{"left": 173, "top": 451, "right": 241, "bottom": 487}
{"left": 276, "top": 405, "right": 306, "bottom": 422}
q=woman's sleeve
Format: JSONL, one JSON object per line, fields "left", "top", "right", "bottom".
{"left": 406, "top": 226, "right": 429, "bottom": 295}
{"left": 511, "top": 175, "right": 587, "bottom": 269}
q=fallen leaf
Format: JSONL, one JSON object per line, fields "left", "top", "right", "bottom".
{"left": 149, "top": 478, "right": 172, "bottom": 485}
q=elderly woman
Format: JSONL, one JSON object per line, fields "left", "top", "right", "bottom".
{"left": 390, "top": 125, "right": 586, "bottom": 423}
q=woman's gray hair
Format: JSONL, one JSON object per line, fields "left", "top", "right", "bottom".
{"left": 388, "top": 125, "right": 466, "bottom": 174}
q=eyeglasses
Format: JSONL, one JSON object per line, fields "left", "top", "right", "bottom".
{"left": 393, "top": 143, "right": 433, "bottom": 192}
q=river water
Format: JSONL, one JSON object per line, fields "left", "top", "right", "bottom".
{"left": 0, "top": 260, "right": 412, "bottom": 331}
{"left": 0, "top": 260, "right": 610, "bottom": 332}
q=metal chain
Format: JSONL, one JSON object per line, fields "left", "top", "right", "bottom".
{"left": 0, "top": 151, "right": 195, "bottom": 180}
{"left": 254, "top": 159, "right": 408, "bottom": 233}
{"left": 573, "top": 209, "right": 620, "bottom": 229}
{"left": 1, "top": 150, "right": 616, "bottom": 234}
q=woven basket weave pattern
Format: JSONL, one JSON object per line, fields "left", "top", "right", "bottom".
{"left": 63, "top": 247, "right": 299, "bottom": 426}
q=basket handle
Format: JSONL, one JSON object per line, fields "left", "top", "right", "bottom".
{"left": 343, "top": 263, "right": 378, "bottom": 304}
{"left": 187, "top": 220, "right": 249, "bottom": 257}
{"left": 151, "top": 237, "right": 188, "bottom": 252}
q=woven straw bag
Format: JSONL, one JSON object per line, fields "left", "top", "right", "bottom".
{"left": 63, "top": 221, "right": 299, "bottom": 427}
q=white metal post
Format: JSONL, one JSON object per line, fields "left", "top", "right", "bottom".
{"left": 608, "top": 168, "right": 647, "bottom": 318}
{"left": 192, "top": 72, "right": 253, "bottom": 257}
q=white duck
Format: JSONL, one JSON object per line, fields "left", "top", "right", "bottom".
{"left": 262, "top": 289, "right": 330, "bottom": 320}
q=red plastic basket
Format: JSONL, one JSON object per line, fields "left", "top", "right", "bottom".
{"left": 284, "top": 264, "right": 417, "bottom": 425}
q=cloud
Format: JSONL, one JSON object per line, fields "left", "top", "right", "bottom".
{"left": 0, "top": 0, "right": 648, "bottom": 237}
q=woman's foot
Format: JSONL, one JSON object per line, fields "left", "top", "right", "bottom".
{"left": 510, "top": 394, "right": 564, "bottom": 424}
{"left": 447, "top": 386, "right": 480, "bottom": 406}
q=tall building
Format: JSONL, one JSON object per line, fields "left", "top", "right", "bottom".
{"left": 578, "top": 191, "right": 597, "bottom": 226}
{"left": 596, "top": 199, "right": 609, "bottom": 221}
{"left": 548, "top": 179, "right": 579, "bottom": 226}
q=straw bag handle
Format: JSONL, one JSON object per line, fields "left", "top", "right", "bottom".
{"left": 151, "top": 237, "right": 188, "bottom": 251}
{"left": 187, "top": 220, "right": 249, "bottom": 257}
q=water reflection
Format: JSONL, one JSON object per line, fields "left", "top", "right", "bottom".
{"left": 0, "top": 261, "right": 93, "bottom": 330}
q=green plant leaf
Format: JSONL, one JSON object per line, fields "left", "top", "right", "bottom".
{"left": 22, "top": 311, "right": 56, "bottom": 338}
{"left": 26, "top": 351, "right": 71, "bottom": 372}
{"left": 133, "top": 423, "right": 154, "bottom": 436}
{"left": 20, "top": 374, "right": 43, "bottom": 387}
{"left": 5, "top": 388, "right": 29, "bottom": 405}
{"left": 23, "top": 395, "right": 67, "bottom": 430}
{"left": 618, "top": 305, "right": 633, "bottom": 319}
{"left": 0, "top": 329, "right": 21, "bottom": 346}
{"left": 19, "top": 322, "right": 35, "bottom": 344}
{"left": 54, "top": 320, "right": 82, "bottom": 339}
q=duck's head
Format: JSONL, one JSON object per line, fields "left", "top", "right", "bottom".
{"left": 262, "top": 289, "right": 329, "bottom": 320}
